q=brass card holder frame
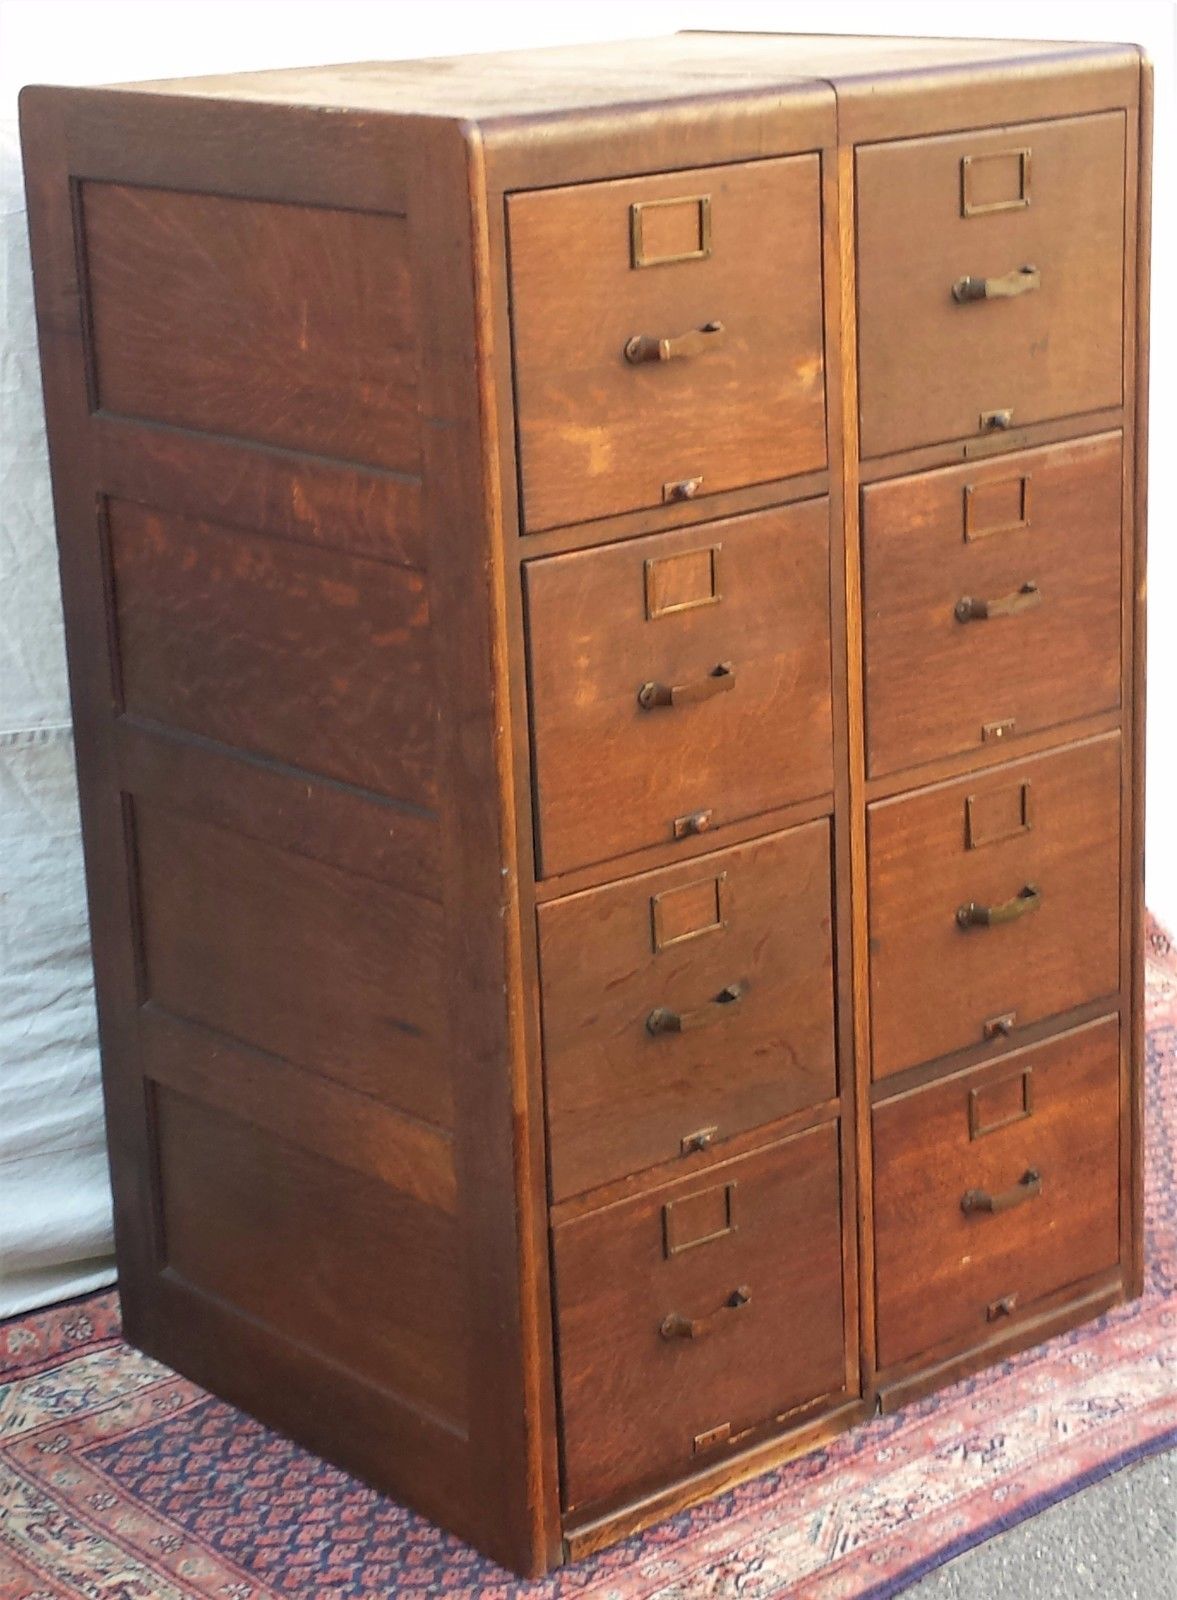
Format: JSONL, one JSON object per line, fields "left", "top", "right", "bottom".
{"left": 965, "top": 780, "right": 1033, "bottom": 850}
{"left": 969, "top": 1066, "right": 1035, "bottom": 1140}
{"left": 963, "top": 475, "right": 1032, "bottom": 541}
{"left": 662, "top": 1180, "right": 738, "bottom": 1257}
{"left": 650, "top": 870, "right": 728, "bottom": 953}
{"left": 630, "top": 194, "right": 712, "bottom": 268}
{"left": 644, "top": 543, "right": 722, "bottom": 619}
{"left": 961, "top": 148, "right": 1032, "bottom": 216}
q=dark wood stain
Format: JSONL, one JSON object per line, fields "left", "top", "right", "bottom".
{"left": 857, "top": 113, "right": 1126, "bottom": 459}
{"left": 526, "top": 501, "right": 834, "bottom": 877}
{"left": 83, "top": 181, "right": 420, "bottom": 470}
{"left": 19, "top": 31, "right": 1147, "bottom": 1578}
{"left": 868, "top": 735, "right": 1122, "bottom": 1079}
{"left": 540, "top": 821, "right": 837, "bottom": 1200}
{"left": 509, "top": 156, "right": 826, "bottom": 531}
{"left": 553, "top": 1123, "right": 846, "bottom": 1511}
{"left": 874, "top": 1017, "right": 1121, "bottom": 1369}
{"left": 862, "top": 432, "right": 1123, "bottom": 777}
{"left": 109, "top": 497, "right": 437, "bottom": 804}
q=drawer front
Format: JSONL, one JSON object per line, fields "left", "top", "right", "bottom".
{"left": 869, "top": 736, "right": 1120, "bottom": 1080}
{"left": 540, "top": 821, "right": 836, "bottom": 1201}
{"left": 874, "top": 1018, "right": 1121, "bottom": 1369}
{"left": 526, "top": 501, "right": 833, "bottom": 878}
{"left": 554, "top": 1124, "right": 846, "bottom": 1510}
{"left": 858, "top": 113, "right": 1125, "bottom": 459}
{"left": 862, "top": 433, "right": 1123, "bottom": 777}
{"left": 508, "top": 156, "right": 826, "bottom": 532}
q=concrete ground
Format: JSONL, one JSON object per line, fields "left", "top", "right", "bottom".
{"left": 906, "top": 1449, "right": 1176, "bottom": 1597}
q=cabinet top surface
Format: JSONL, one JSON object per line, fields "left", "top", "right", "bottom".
{"left": 96, "top": 31, "right": 1141, "bottom": 120}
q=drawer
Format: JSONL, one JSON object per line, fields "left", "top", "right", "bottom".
{"left": 869, "top": 736, "right": 1120, "bottom": 1080}
{"left": 539, "top": 820, "right": 836, "bottom": 1201}
{"left": 857, "top": 113, "right": 1125, "bottom": 459}
{"left": 874, "top": 1017, "right": 1121, "bottom": 1370}
{"left": 526, "top": 501, "right": 833, "bottom": 878}
{"left": 508, "top": 157, "right": 826, "bottom": 532}
{"left": 554, "top": 1124, "right": 846, "bottom": 1510}
{"left": 862, "top": 433, "right": 1122, "bottom": 777}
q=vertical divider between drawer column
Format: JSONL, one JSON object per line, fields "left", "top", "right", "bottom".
{"left": 830, "top": 137, "right": 874, "bottom": 1402}
{"left": 466, "top": 136, "right": 564, "bottom": 1567}
{"left": 1125, "top": 76, "right": 1152, "bottom": 1299}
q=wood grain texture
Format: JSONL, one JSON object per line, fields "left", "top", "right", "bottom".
{"left": 109, "top": 498, "right": 436, "bottom": 804}
{"left": 868, "top": 735, "right": 1121, "bottom": 1079}
{"left": 1127, "top": 64, "right": 1153, "bottom": 1300}
{"left": 82, "top": 181, "right": 419, "bottom": 470}
{"left": 114, "top": 719, "right": 441, "bottom": 900}
{"left": 416, "top": 118, "right": 563, "bottom": 1571}
{"left": 539, "top": 821, "right": 836, "bottom": 1200}
{"left": 139, "top": 1004, "right": 456, "bottom": 1214}
{"left": 862, "top": 432, "right": 1123, "bottom": 776}
{"left": 834, "top": 137, "right": 877, "bottom": 1401}
{"left": 553, "top": 1122, "right": 845, "bottom": 1512}
{"left": 133, "top": 801, "right": 449, "bottom": 1125}
{"left": 509, "top": 156, "right": 826, "bottom": 531}
{"left": 109, "top": 33, "right": 1130, "bottom": 124}
{"left": 873, "top": 1016, "right": 1121, "bottom": 1370}
{"left": 96, "top": 416, "right": 425, "bottom": 570}
{"left": 155, "top": 1084, "right": 465, "bottom": 1425}
{"left": 858, "top": 112, "right": 1126, "bottom": 460}
{"left": 19, "top": 33, "right": 1148, "bottom": 1580}
{"left": 20, "top": 89, "right": 165, "bottom": 1354}
{"left": 526, "top": 501, "right": 833, "bottom": 877}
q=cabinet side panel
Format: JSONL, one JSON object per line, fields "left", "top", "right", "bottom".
{"left": 20, "top": 87, "right": 473, "bottom": 1537}
{"left": 81, "top": 181, "right": 420, "bottom": 471}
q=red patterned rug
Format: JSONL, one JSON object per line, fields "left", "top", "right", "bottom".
{"left": 3, "top": 922, "right": 1174, "bottom": 1600}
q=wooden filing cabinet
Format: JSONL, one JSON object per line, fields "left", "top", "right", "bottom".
{"left": 21, "top": 31, "right": 1150, "bottom": 1577}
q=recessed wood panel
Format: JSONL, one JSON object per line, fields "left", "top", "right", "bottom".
{"left": 155, "top": 1086, "right": 464, "bottom": 1424}
{"left": 109, "top": 499, "right": 436, "bottom": 804}
{"left": 868, "top": 736, "right": 1121, "bottom": 1079}
{"left": 81, "top": 182, "right": 419, "bottom": 471}
{"left": 96, "top": 419, "right": 426, "bottom": 569}
{"left": 134, "top": 803, "right": 449, "bottom": 1127}
{"left": 540, "top": 821, "right": 837, "bottom": 1199}
{"left": 526, "top": 501, "right": 833, "bottom": 877}
{"left": 874, "top": 1019, "right": 1120, "bottom": 1368}
{"left": 509, "top": 156, "right": 826, "bottom": 531}
{"left": 862, "top": 433, "right": 1122, "bottom": 777}
{"left": 857, "top": 112, "right": 1125, "bottom": 458}
{"left": 554, "top": 1123, "right": 846, "bottom": 1510}
{"left": 141, "top": 1005, "right": 457, "bottom": 1214}
{"left": 115, "top": 722, "right": 441, "bottom": 901}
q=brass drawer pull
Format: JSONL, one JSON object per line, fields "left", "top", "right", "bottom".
{"left": 956, "top": 883, "right": 1041, "bottom": 929}
{"left": 638, "top": 661, "right": 734, "bottom": 710}
{"left": 955, "top": 581, "right": 1041, "bottom": 623}
{"left": 624, "top": 320, "right": 726, "bottom": 364}
{"left": 660, "top": 1285, "right": 751, "bottom": 1341}
{"left": 961, "top": 1168, "right": 1041, "bottom": 1217}
{"left": 673, "top": 809, "right": 713, "bottom": 839}
{"left": 952, "top": 264, "right": 1040, "bottom": 303}
{"left": 647, "top": 982, "right": 743, "bottom": 1037}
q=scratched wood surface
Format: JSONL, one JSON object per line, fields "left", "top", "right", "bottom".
{"left": 20, "top": 31, "right": 1149, "bottom": 1577}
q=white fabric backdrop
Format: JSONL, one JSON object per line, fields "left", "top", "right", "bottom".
{"left": 0, "top": 0, "right": 1172, "bottom": 1320}
{"left": 0, "top": 116, "right": 115, "bottom": 1315}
